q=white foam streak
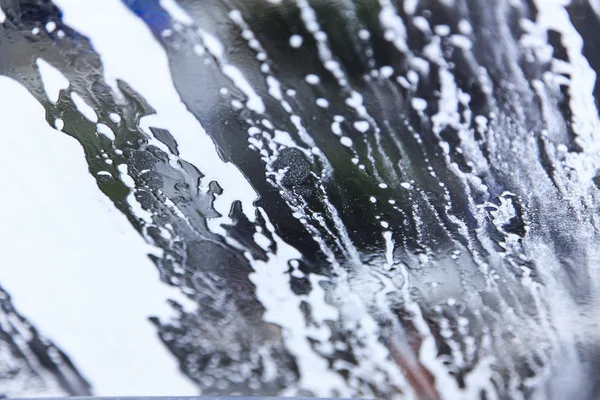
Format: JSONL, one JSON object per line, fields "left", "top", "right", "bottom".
{"left": 222, "top": 65, "right": 266, "bottom": 114}
{"left": 198, "top": 31, "right": 266, "bottom": 114}
{"left": 250, "top": 209, "right": 350, "bottom": 397}
{"left": 36, "top": 58, "right": 70, "bottom": 103}
{"left": 379, "top": 0, "right": 409, "bottom": 53}
{"left": 70, "top": 92, "right": 98, "bottom": 123}
{"left": 159, "top": 0, "right": 193, "bottom": 26}
{"left": 533, "top": 0, "right": 600, "bottom": 149}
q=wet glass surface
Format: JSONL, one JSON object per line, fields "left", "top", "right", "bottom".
{"left": 0, "top": 0, "right": 600, "bottom": 399}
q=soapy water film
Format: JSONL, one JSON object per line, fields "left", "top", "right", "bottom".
{"left": 0, "top": 0, "right": 600, "bottom": 399}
